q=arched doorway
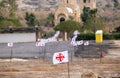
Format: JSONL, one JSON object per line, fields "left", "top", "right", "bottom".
{"left": 57, "top": 13, "right": 66, "bottom": 24}
{"left": 60, "top": 17, "right": 65, "bottom": 23}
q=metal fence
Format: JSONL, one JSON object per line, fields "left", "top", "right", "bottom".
{"left": 0, "top": 41, "right": 111, "bottom": 62}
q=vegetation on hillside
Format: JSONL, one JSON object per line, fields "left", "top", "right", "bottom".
{"left": 113, "top": 0, "right": 119, "bottom": 8}
{"left": 45, "top": 13, "right": 54, "bottom": 27}
{"left": 81, "top": 7, "right": 106, "bottom": 33}
{"left": 0, "top": 0, "right": 120, "bottom": 34}
{"left": 0, "top": 0, "right": 21, "bottom": 29}
{"left": 25, "top": 12, "right": 40, "bottom": 27}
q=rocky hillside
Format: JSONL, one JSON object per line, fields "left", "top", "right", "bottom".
{"left": 96, "top": 0, "right": 120, "bottom": 30}
{"left": 16, "top": 0, "right": 120, "bottom": 30}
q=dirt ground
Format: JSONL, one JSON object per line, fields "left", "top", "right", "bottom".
{"left": 0, "top": 57, "right": 120, "bottom": 78}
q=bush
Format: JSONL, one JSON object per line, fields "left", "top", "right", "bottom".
{"left": 77, "top": 33, "right": 95, "bottom": 40}
{"left": 77, "top": 33, "right": 120, "bottom": 40}
{"left": 103, "top": 34, "right": 114, "bottom": 40}
{"left": 0, "top": 20, "right": 15, "bottom": 28}
{"left": 0, "top": 19, "right": 21, "bottom": 28}
{"left": 7, "top": 19, "right": 21, "bottom": 26}
{"left": 113, "top": 33, "right": 120, "bottom": 40}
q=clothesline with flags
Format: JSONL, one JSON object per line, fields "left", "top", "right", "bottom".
{"left": 71, "top": 30, "right": 89, "bottom": 46}
{"left": 36, "top": 31, "right": 60, "bottom": 47}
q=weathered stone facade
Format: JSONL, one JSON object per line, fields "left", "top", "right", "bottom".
{"left": 54, "top": 0, "right": 96, "bottom": 25}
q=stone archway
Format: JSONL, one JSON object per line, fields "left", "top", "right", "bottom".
{"left": 60, "top": 17, "right": 65, "bottom": 23}
{"left": 81, "top": 72, "right": 98, "bottom": 78}
{"left": 57, "top": 13, "right": 66, "bottom": 24}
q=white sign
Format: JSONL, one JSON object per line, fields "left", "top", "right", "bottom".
{"left": 53, "top": 51, "right": 69, "bottom": 64}
{"left": 8, "top": 42, "right": 13, "bottom": 47}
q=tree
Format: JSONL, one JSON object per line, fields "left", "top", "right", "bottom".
{"left": 0, "top": 0, "right": 21, "bottom": 29}
{"left": 81, "top": 7, "right": 91, "bottom": 22}
{"left": 113, "top": 0, "right": 119, "bottom": 8}
{"left": 115, "top": 26, "right": 120, "bottom": 32}
{"left": 25, "top": 12, "right": 40, "bottom": 27}
{"left": 0, "top": 0, "right": 18, "bottom": 18}
{"left": 8, "top": 0, "right": 18, "bottom": 18}
{"left": 54, "top": 20, "right": 81, "bottom": 33}
{"left": 81, "top": 7, "right": 106, "bottom": 33}
{"left": 54, "top": 20, "right": 81, "bottom": 40}
{"left": 83, "top": 17, "right": 106, "bottom": 33}
{"left": 0, "top": 1, "right": 7, "bottom": 17}
{"left": 90, "top": 9, "right": 97, "bottom": 18}
{"left": 46, "top": 13, "right": 54, "bottom": 27}
{"left": 81, "top": 7, "right": 98, "bottom": 22}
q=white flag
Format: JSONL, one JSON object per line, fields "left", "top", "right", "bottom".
{"left": 53, "top": 51, "right": 69, "bottom": 64}
{"left": 77, "top": 40, "right": 83, "bottom": 45}
{"left": 84, "top": 41, "right": 89, "bottom": 46}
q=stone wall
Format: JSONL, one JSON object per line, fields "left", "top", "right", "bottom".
{"left": 0, "top": 33, "right": 36, "bottom": 43}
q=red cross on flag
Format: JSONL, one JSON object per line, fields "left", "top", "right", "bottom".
{"left": 53, "top": 51, "right": 69, "bottom": 64}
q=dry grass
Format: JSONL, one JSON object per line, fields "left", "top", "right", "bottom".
{"left": 0, "top": 58, "right": 120, "bottom": 78}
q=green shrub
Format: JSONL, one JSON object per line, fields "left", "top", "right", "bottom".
{"left": 103, "top": 33, "right": 114, "bottom": 40}
{"left": 7, "top": 19, "right": 21, "bottom": 26}
{"left": 77, "top": 33, "right": 120, "bottom": 40}
{"left": 113, "top": 33, "right": 120, "bottom": 40}
{"left": 77, "top": 33, "right": 95, "bottom": 40}
{"left": 0, "top": 19, "right": 21, "bottom": 28}
{"left": 0, "top": 20, "right": 14, "bottom": 28}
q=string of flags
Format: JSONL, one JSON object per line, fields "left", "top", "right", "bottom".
{"left": 71, "top": 30, "right": 89, "bottom": 46}
{"left": 36, "top": 31, "right": 60, "bottom": 47}
{"left": 7, "top": 30, "right": 89, "bottom": 65}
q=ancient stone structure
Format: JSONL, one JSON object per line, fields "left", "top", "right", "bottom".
{"left": 54, "top": 0, "right": 96, "bottom": 25}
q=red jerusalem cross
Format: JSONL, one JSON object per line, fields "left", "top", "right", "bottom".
{"left": 56, "top": 53, "right": 65, "bottom": 62}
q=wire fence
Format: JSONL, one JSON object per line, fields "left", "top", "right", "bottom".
{"left": 0, "top": 41, "right": 111, "bottom": 62}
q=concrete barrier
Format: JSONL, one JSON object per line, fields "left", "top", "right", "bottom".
{"left": 0, "top": 33, "right": 36, "bottom": 43}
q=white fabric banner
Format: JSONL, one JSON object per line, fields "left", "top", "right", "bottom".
{"left": 53, "top": 51, "right": 69, "bottom": 64}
